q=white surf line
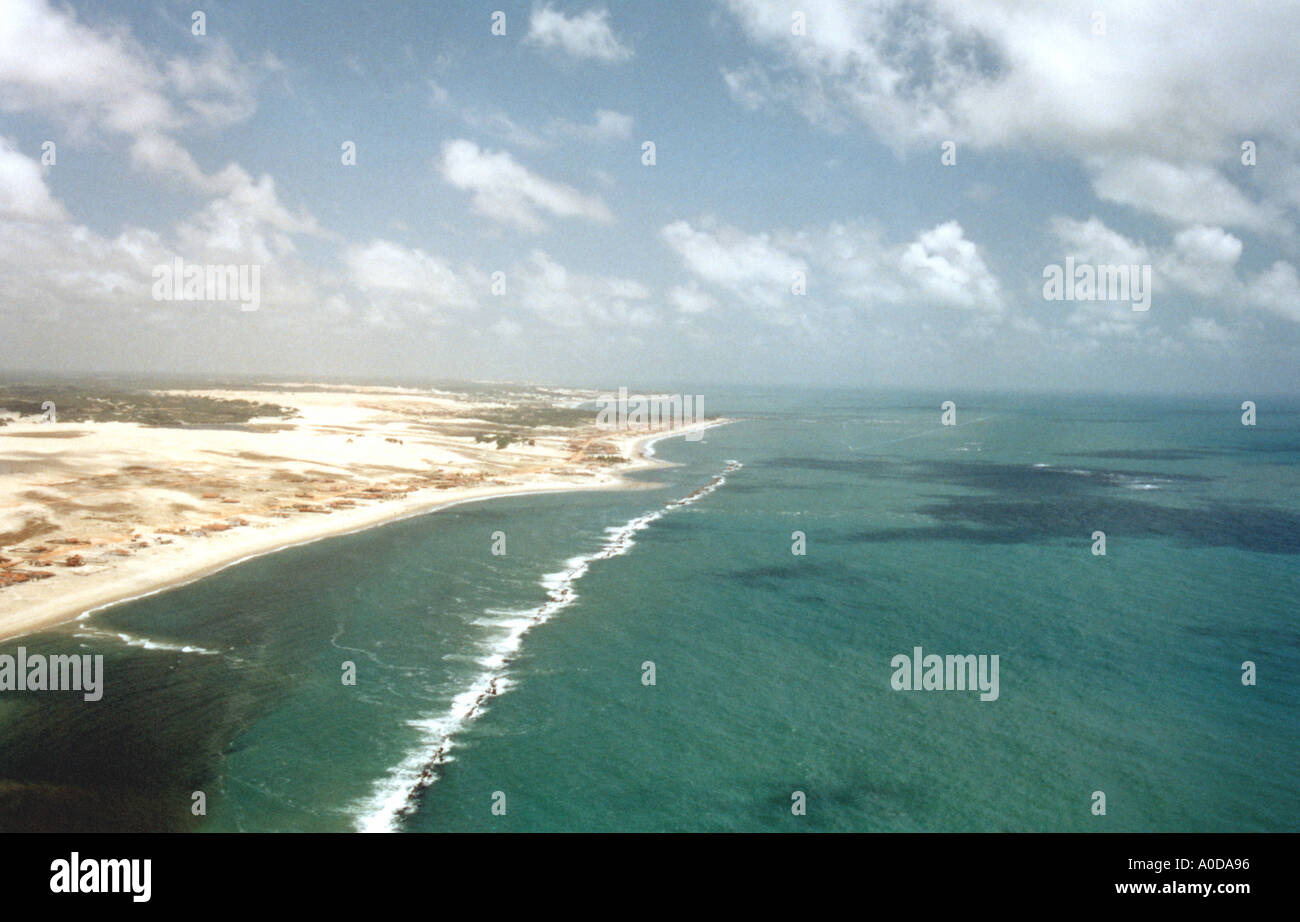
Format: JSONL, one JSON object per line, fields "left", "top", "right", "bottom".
{"left": 71, "top": 626, "right": 224, "bottom": 656}
{"left": 62, "top": 419, "right": 733, "bottom": 633}
{"left": 52, "top": 424, "right": 728, "bottom": 653}
{"left": 69, "top": 486, "right": 591, "bottom": 628}
{"left": 640, "top": 419, "right": 729, "bottom": 459}
{"left": 351, "top": 459, "right": 744, "bottom": 833}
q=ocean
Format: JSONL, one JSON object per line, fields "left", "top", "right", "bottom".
{"left": 0, "top": 388, "right": 1296, "bottom": 832}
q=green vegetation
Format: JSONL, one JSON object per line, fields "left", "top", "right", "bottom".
{"left": 473, "top": 433, "right": 516, "bottom": 449}
{"left": 460, "top": 405, "right": 593, "bottom": 429}
{"left": 460, "top": 400, "right": 596, "bottom": 449}
{"left": 0, "top": 385, "right": 296, "bottom": 427}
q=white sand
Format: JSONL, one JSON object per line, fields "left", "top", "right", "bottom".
{"left": 0, "top": 386, "right": 722, "bottom": 639}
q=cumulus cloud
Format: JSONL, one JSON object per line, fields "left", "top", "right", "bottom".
{"left": 721, "top": 0, "right": 1300, "bottom": 236}
{"left": 662, "top": 216, "right": 1003, "bottom": 319}
{"left": 0, "top": 0, "right": 270, "bottom": 188}
{"left": 0, "top": 0, "right": 658, "bottom": 365}
{"left": 164, "top": 42, "right": 262, "bottom": 128}
{"left": 0, "top": 137, "right": 66, "bottom": 221}
{"left": 509, "top": 249, "right": 652, "bottom": 327}
{"left": 1159, "top": 225, "right": 1244, "bottom": 297}
{"left": 346, "top": 240, "right": 477, "bottom": 309}
{"left": 0, "top": 146, "right": 327, "bottom": 323}
{"left": 1088, "top": 156, "right": 1288, "bottom": 235}
{"left": 0, "top": 144, "right": 327, "bottom": 327}
{"left": 0, "top": 0, "right": 175, "bottom": 137}
{"left": 1050, "top": 215, "right": 1300, "bottom": 329}
{"left": 0, "top": 175, "right": 331, "bottom": 326}
{"left": 722, "top": 0, "right": 1299, "bottom": 155}
{"left": 660, "top": 218, "right": 806, "bottom": 312}
{"left": 1050, "top": 216, "right": 1152, "bottom": 268}
{"left": 1245, "top": 261, "right": 1300, "bottom": 322}
{"left": 440, "top": 140, "right": 614, "bottom": 232}
{"left": 898, "top": 220, "right": 1002, "bottom": 313}
{"left": 525, "top": 5, "right": 632, "bottom": 62}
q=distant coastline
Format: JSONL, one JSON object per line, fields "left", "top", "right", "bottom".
{"left": 0, "top": 383, "right": 726, "bottom": 641}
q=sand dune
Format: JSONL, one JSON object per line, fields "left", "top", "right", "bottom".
{"left": 0, "top": 385, "right": 717, "bottom": 640}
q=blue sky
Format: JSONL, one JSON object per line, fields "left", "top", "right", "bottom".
{"left": 1, "top": 0, "right": 1297, "bottom": 393}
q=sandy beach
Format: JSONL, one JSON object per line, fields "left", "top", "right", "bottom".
{"left": 0, "top": 385, "right": 720, "bottom": 640}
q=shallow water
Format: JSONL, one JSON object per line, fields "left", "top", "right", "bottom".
{"left": 1, "top": 389, "right": 1295, "bottom": 832}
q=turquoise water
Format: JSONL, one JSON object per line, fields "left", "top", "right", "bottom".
{"left": 1, "top": 389, "right": 1296, "bottom": 831}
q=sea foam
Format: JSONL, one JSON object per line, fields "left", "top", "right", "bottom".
{"left": 351, "top": 460, "right": 742, "bottom": 832}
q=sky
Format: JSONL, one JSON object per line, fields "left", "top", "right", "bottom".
{"left": 0, "top": 0, "right": 1298, "bottom": 394}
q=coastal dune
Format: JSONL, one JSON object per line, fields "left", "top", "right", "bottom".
{"left": 0, "top": 384, "right": 719, "bottom": 640}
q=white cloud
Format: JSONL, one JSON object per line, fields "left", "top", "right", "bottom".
{"left": 552, "top": 109, "right": 634, "bottom": 143}
{"left": 660, "top": 218, "right": 805, "bottom": 312}
{"left": 129, "top": 132, "right": 211, "bottom": 190}
{"left": 525, "top": 5, "right": 632, "bottom": 63}
{"left": 1050, "top": 216, "right": 1152, "bottom": 267}
{"left": 0, "top": 134, "right": 336, "bottom": 324}
{"left": 457, "top": 106, "right": 633, "bottom": 149}
{"left": 510, "top": 249, "right": 652, "bottom": 327}
{"left": 346, "top": 239, "right": 478, "bottom": 316}
{"left": 1245, "top": 261, "right": 1300, "bottom": 322}
{"left": 1159, "top": 225, "right": 1243, "bottom": 297}
{"left": 663, "top": 217, "right": 1003, "bottom": 318}
{"left": 0, "top": 0, "right": 349, "bottom": 340}
{"left": 1048, "top": 216, "right": 1157, "bottom": 337}
{"left": 898, "top": 220, "right": 1002, "bottom": 313}
{"left": 0, "top": 0, "right": 661, "bottom": 358}
{"left": 1088, "top": 156, "right": 1287, "bottom": 235}
{"left": 0, "top": 137, "right": 66, "bottom": 221}
{"left": 440, "top": 140, "right": 614, "bottom": 232}
{"left": 1188, "top": 317, "right": 1234, "bottom": 343}
{"left": 722, "top": 0, "right": 1300, "bottom": 237}
{"left": 459, "top": 110, "right": 546, "bottom": 150}
{"left": 0, "top": 0, "right": 173, "bottom": 137}
{"left": 722, "top": 64, "right": 772, "bottom": 111}
{"left": 722, "top": 1, "right": 1299, "bottom": 156}
{"left": 0, "top": 0, "right": 277, "bottom": 200}
{"left": 164, "top": 41, "right": 260, "bottom": 128}
{"left": 669, "top": 281, "right": 719, "bottom": 314}
{"left": 0, "top": 0, "right": 264, "bottom": 139}
{"left": 1050, "top": 215, "right": 1300, "bottom": 329}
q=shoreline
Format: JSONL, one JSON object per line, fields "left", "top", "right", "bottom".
{"left": 0, "top": 419, "right": 728, "bottom": 642}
